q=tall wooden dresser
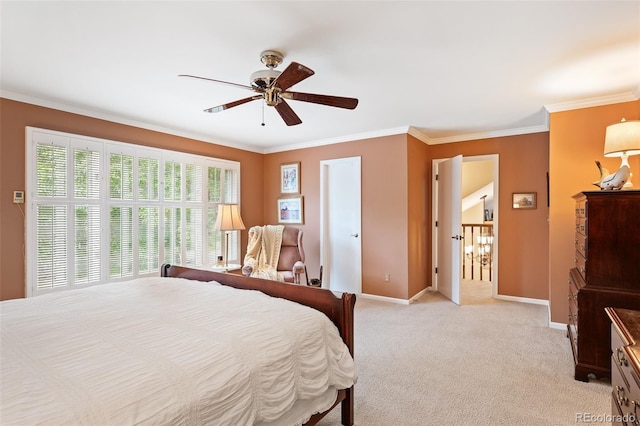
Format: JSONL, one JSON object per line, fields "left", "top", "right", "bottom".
{"left": 568, "top": 190, "right": 640, "bottom": 382}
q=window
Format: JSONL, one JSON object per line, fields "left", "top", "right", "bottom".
{"left": 26, "top": 127, "right": 241, "bottom": 297}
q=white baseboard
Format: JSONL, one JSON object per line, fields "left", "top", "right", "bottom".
{"left": 360, "top": 286, "right": 432, "bottom": 305}
{"left": 410, "top": 287, "right": 431, "bottom": 302}
{"left": 359, "top": 293, "right": 411, "bottom": 305}
{"left": 361, "top": 288, "right": 567, "bottom": 330}
{"left": 495, "top": 294, "right": 549, "bottom": 306}
{"left": 548, "top": 321, "right": 567, "bottom": 330}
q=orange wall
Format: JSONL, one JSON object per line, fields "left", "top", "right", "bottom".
{"left": 4, "top": 96, "right": 637, "bottom": 322}
{"left": 0, "top": 98, "right": 265, "bottom": 300}
{"left": 407, "top": 135, "right": 431, "bottom": 298}
{"left": 427, "top": 132, "right": 551, "bottom": 302}
{"left": 265, "top": 135, "right": 411, "bottom": 299}
{"left": 548, "top": 100, "right": 640, "bottom": 324}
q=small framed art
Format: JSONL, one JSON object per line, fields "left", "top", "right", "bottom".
{"left": 281, "top": 162, "right": 300, "bottom": 194}
{"left": 512, "top": 192, "right": 537, "bottom": 209}
{"left": 278, "top": 196, "right": 304, "bottom": 224}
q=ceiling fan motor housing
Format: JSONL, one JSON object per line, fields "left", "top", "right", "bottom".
{"left": 250, "top": 69, "right": 281, "bottom": 90}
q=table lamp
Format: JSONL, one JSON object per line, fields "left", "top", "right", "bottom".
{"left": 604, "top": 118, "right": 640, "bottom": 188}
{"left": 213, "top": 204, "right": 245, "bottom": 267}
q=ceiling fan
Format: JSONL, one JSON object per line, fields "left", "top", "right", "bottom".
{"left": 180, "top": 50, "right": 358, "bottom": 126}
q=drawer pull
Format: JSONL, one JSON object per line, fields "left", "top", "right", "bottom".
{"left": 616, "top": 347, "right": 629, "bottom": 367}
{"left": 616, "top": 385, "right": 629, "bottom": 406}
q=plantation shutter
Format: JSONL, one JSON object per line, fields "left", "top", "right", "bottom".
{"left": 109, "top": 206, "right": 134, "bottom": 278}
{"left": 207, "top": 166, "right": 223, "bottom": 264}
{"left": 27, "top": 127, "right": 240, "bottom": 296}
{"left": 224, "top": 168, "right": 240, "bottom": 262}
{"left": 35, "top": 143, "right": 68, "bottom": 290}
{"left": 73, "top": 147, "right": 101, "bottom": 285}
{"left": 138, "top": 207, "right": 159, "bottom": 274}
{"left": 137, "top": 156, "right": 160, "bottom": 274}
{"left": 108, "top": 152, "right": 135, "bottom": 279}
{"left": 36, "top": 205, "right": 68, "bottom": 289}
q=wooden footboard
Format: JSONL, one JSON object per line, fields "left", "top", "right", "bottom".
{"left": 161, "top": 264, "right": 355, "bottom": 425}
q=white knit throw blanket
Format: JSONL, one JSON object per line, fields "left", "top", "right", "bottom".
{"left": 244, "top": 225, "right": 285, "bottom": 281}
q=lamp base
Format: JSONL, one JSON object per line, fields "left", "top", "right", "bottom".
{"left": 619, "top": 154, "right": 633, "bottom": 188}
{"left": 224, "top": 232, "right": 229, "bottom": 267}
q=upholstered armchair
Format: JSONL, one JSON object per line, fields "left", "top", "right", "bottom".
{"left": 242, "top": 226, "right": 306, "bottom": 284}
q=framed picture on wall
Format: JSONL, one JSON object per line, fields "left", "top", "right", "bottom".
{"left": 277, "top": 196, "right": 304, "bottom": 224}
{"left": 512, "top": 192, "right": 537, "bottom": 209}
{"left": 280, "top": 162, "right": 300, "bottom": 194}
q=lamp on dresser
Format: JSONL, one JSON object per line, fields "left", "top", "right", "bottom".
{"left": 604, "top": 118, "right": 640, "bottom": 188}
{"left": 213, "top": 204, "right": 246, "bottom": 267}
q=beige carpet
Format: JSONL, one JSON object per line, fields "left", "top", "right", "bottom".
{"left": 317, "top": 280, "right": 610, "bottom": 425}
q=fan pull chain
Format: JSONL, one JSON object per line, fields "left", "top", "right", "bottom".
{"left": 261, "top": 101, "right": 265, "bottom": 126}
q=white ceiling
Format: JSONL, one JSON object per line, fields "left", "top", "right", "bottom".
{"left": 2, "top": 1, "right": 639, "bottom": 153}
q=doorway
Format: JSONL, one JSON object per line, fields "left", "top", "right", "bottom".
{"left": 432, "top": 154, "right": 499, "bottom": 304}
{"left": 319, "top": 156, "right": 362, "bottom": 294}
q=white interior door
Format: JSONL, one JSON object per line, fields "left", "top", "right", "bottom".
{"left": 435, "top": 155, "right": 462, "bottom": 304}
{"left": 320, "top": 157, "right": 362, "bottom": 294}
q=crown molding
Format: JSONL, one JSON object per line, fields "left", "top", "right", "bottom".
{"left": 544, "top": 91, "right": 639, "bottom": 113}
{"left": 264, "top": 126, "right": 411, "bottom": 153}
{"left": 5, "top": 88, "right": 638, "bottom": 154}
{"left": 0, "top": 90, "right": 263, "bottom": 154}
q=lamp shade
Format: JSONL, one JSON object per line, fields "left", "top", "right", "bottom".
{"left": 213, "top": 204, "right": 246, "bottom": 231}
{"left": 604, "top": 119, "right": 640, "bottom": 157}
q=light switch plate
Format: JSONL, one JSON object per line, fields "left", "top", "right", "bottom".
{"left": 13, "top": 191, "right": 24, "bottom": 203}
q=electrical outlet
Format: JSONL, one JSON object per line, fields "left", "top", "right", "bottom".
{"left": 13, "top": 191, "right": 24, "bottom": 204}
{"left": 384, "top": 273, "right": 390, "bottom": 282}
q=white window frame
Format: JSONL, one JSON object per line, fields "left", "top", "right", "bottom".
{"left": 25, "top": 127, "right": 241, "bottom": 297}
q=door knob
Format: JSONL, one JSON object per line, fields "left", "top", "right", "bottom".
{"left": 351, "top": 233, "right": 359, "bottom": 237}
{"left": 451, "top": 235, "right": 462, "bottom": 240}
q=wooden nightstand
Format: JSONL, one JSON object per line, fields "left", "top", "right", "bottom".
{"left": 211, "top": 263, "right": 242, "bottom": 274}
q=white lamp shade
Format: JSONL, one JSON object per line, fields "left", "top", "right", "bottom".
{"left": 604, "top": 119, "right": 640, "bottom": 158}
{"left": 213, "top": 204, "right": 246, "bottom": 231}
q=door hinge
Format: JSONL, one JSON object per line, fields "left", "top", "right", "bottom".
{"left": 435, "top": 221, "right": 438, "bottom": 227}
{"left": 435, "top": 267, "right": 438, "bottom": 274}
{"left": 435, "top": 174, "right": 439, "bottom": 181}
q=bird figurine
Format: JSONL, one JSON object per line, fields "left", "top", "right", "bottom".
{"left": 592, "top": 160, "right": 629, "bottom": 190}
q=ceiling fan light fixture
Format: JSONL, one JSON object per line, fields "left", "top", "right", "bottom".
{"left": 264, "top": 86, "right": 281, "bottom": 107}
{"left": 251, "top": 69, "right": 281, "bottom": 90}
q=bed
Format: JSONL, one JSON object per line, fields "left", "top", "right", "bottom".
{"left": 0, "top": 264, "right": 356, "bottom": 425}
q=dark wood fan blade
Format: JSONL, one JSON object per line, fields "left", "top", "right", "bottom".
{"left": 204, "top": 95, "right": 262, "bottom": 113}
{"left": 179, "top": 74, "right": 255, "bottom": 91}
{"left": 281, "top": 91, "right": 358, "bottom": 109}
{"left": 274, "top": 99, "right": 302, "bottom": 126}
{"left": 271, "top": 62, "right": 314, "bottom": 91}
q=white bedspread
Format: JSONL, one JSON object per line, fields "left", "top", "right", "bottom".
{"left": 0, "top": 277, "right": 356, "bottom": 425}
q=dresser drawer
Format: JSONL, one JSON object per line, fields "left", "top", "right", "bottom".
{"left": 609, "top": 310, "right": 640, "bottom": 425}
{"left": 575, "top": 232, "right": 587, "bottom": 258}
{"left": 575, "top": 216, "right": 587, "bottom": 236}
{"left": 574, "top": 252, "right": 586, "bottom": 279}
{"left": 575, "top": 199, "right": 587, "bottom": 218}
